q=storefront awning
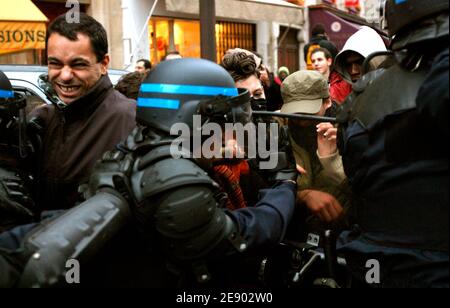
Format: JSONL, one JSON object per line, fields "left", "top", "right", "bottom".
{"left": 309, "top": 5, "right": 387, "bottom": 51}
{"left": 165, "top": 0, "right": 304, "bottom": 25}
{"left": 309, "top": 8, "right": 363, "bottom": 51}
{"left": 0, "top": 0, "right": 48, "bottom": 55}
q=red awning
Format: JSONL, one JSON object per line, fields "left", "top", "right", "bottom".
{"left": 308, "top": 5, "right": 388, "bottom": 53}
{"left": 309, "top": 8, "right": 363, "bottom": 51}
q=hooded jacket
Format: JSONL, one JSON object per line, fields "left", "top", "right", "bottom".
{"left": 334, "top": 26, "right": 387, "bottom": 84}
{"left": 30, "top": 75, "right": 136, "bottom": 210}
{"left": 330, "top": 27, "right": 387, "bottom": 104}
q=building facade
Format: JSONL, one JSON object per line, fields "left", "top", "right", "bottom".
{"left": 121, "top": 0, "right": 305, "bottom": 73}
{"left": 4, "top": 0, "right": 305, "bottom": 75}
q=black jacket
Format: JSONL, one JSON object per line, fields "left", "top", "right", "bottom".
{"left": 30, "top": 75, "right": 136, "bottom": 210}
{"left": 337, "top": 46, "right": 449, "bottom": 287}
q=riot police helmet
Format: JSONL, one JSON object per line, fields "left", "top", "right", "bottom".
{"left": 0, "top": 70, "right": 26, "bottom": 115}
{"left": 137, "top": 58, "right": 251, "bottom": 134}
{"left": 0, "top": 70, "right": 14, "bottom": 101}
{"left": 385, "top": 0, "right": 449, "bottom": 49}
{"left": 0, "top": 70, "right": 29, "bottom": 158}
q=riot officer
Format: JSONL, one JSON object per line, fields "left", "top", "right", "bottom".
{"left": 0, "top": 70, "right": 35, "bottom": 232}
{"left": 85, "top": 58, "right": 298, "bottom": 286}
{"left": 1, "top": 59, "right": 298, "bottom": 288}
{"left": 337, "top": 0, "right": 449, "bottom": 287}
{"left": 0, "top": 70, "right": 38, "bottom": 287}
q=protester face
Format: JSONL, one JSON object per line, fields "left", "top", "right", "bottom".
{"left": 135, "top": 61, "right": 148, "bottom": 74}
{"left": 312, "top": 51, "right": 332, "bottom": 77}
{"left": 345, "top": 52, "right": 365, "bottom": 82}
{"left": 279, "top": 72, "right": 289, "bottom": 82}
{"left": 235, "top": 75, "right": 266, "bottom": 100}
{"left": 47, "top": 33, "right": 110, "bottom": 104}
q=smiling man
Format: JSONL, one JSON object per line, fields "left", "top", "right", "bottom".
{"left": 30, "top": 13, "right": 136, "bottom": 211}
{"left": 47, "top": 32, "right": 108, "bottom": 104}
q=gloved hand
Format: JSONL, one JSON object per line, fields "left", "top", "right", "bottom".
{"left": 0, "top": 167, "right": 35, "bottom": 232}
{"left": 79, "top": 148, "right": 134, "bottom": 204}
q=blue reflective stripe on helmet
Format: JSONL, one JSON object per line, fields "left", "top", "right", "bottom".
{"left": 137, "top": 98, "right": 180, "bottom": 110}
{"left": 140, "top": 83, "right": 238, "bottom": 97}
{"left": 395, "top": 0, "right": 407, "bottom": 4}
{"left": 0, "top": 89, "right": 14, "bottom": 98}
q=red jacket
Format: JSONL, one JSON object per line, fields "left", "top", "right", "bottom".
{"left": 329, "top": 71, "right": 353, "bottom": 105}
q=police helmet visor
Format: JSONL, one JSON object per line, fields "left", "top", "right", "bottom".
{"left": 197, "top": 88, "right": 252, "bottom": 126}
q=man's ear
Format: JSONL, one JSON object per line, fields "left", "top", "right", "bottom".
{"left": 100, "top": 54, "right": 111, "bottom": 75}
{"left": 328, "top": 58, "right": 333, "bottom": 67}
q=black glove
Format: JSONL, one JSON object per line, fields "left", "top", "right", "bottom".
{"left": 79, "top": 148, "right": 134, "bottom": 204}
{"left": 0, "top": 167, "right": 35, "bottom": 232}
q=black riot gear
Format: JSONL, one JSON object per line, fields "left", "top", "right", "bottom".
{"left": 385, "top": 0, "right": 449, "bottom": 50}
{"left": 2, "top": 59, "right": 297, "bottom": 288}
{"left": 0, "top": 70, "right": 13, "bottom": 98}
{"left": 385, "top": 0, "right": 449, "bottom": 37}
{"left": 9, "top": 130, "right": 249, "bottom": 287}
{"left": 1, "top": 70, "right": 35, "bottom": 232}
{"left": 337, "top": 2, "right": 449, "bottom": 288}
{"left": 0, "top": 70, "right": 28, "bottom": 159}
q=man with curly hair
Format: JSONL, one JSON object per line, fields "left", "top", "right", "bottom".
{"left": 221, "top": 51, "right": 266, "bottom": 103}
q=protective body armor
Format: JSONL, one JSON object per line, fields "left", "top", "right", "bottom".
{"left": 339, "top": 51, "right": 449, "bottom": 253}
{"left": 0, "top": 166, "right": 35, "bottom": 232}
{"left": 12, "top": 128, "right": 247, "bottom": 287}
{"left": 18, "top": 191, "right": 130, "bottom": 287}
{"left": 4, "top": 58, "right": 297, "bottom": 287}
{"left": 1, "top": 70, "right": 36, "bottom": 232}
{"left": 128, "top": 134, "right": 246, "bottom": 263}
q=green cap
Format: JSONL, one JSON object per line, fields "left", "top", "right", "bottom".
{"left": 281, "top": 70, "right": 329, "bottom": 114}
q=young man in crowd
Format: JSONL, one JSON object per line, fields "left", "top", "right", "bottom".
{"left": 281, "top": 70, "right": 349, "bottom": 224}
{"left": 331, "top": 26, "right": 387, "bottom": 104}
{"left": 135, "top": 59, "right": 152, "bottom": 76}
{"left": 30, "top": 13, "right": 136, "bottom": 211}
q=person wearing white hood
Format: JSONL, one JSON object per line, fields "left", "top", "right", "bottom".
{"left": 330, "top": 26, "right": 387, "bottom": 104}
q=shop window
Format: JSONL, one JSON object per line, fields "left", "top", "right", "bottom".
{"left": 216, "top": 21, "right": 256, "bottom": 62}
{"left": 149, "top": 18, "right": 200, "bottom": 64}
{"left": 149, "top": 18, "right": 256, "bottom": 65}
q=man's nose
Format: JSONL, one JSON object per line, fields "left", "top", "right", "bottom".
{"left": 60, "top": 66, "right": 74, "bottom": 81}
{"left": 350, "top": 63, "right": 360, "bottom": 74}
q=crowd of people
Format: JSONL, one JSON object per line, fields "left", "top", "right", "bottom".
{"left": 0, "top": 0, "right": 448, "bottom": 288}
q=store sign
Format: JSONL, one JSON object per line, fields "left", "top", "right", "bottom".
{"left": 0, "top": 21, "right": 46, "bottom": 54}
